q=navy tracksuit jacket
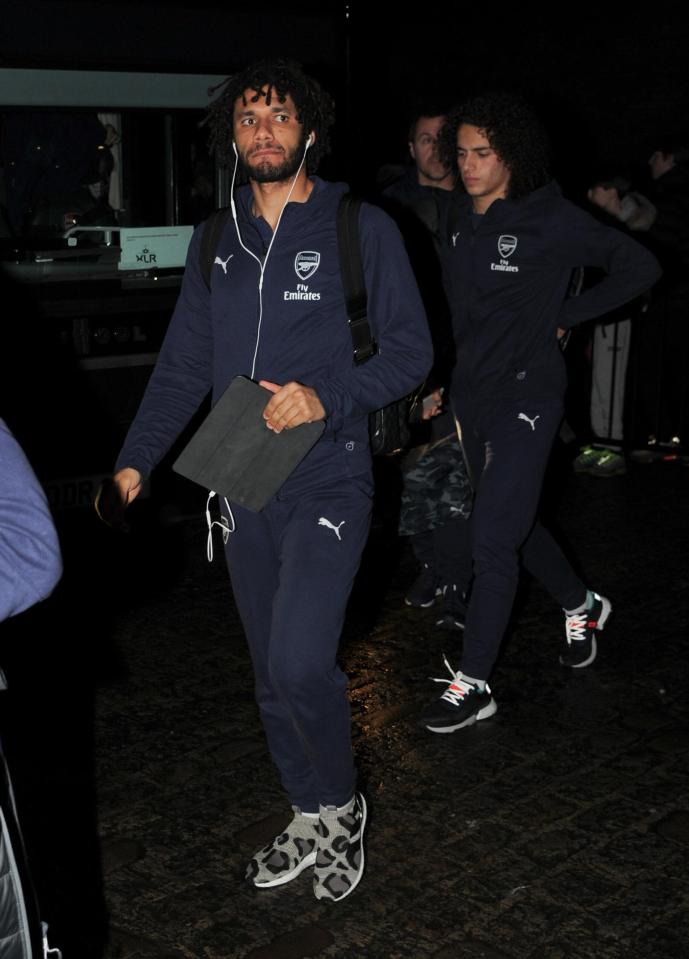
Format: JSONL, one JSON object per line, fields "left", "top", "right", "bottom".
{"left": 116, "top": 178, "right": 432, "bottom": 809}
{"left": 439, "top": 183, "right": 661, "bottom": 680}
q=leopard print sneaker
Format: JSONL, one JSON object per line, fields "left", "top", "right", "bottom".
{"left": 313, "top": 793, "right": 367, "bottom": 901}
{"left": 246, "top": 807, "right": 318, "bottom": 888}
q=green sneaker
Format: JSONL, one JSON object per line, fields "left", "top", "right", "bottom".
{"left": 588, "top": 449, "right": 626, "bottom": 477}
{"left": 573, "top": 445, "right": 600, "bottom": 472}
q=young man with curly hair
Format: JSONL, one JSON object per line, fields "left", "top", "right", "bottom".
{"left": 112, "top": 60, "right": 432, "bottom": 897}
{"left": 420, "top": 93, "right": 661, "bottom": 733}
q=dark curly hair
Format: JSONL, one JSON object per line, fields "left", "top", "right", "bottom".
{"left": 440, "top": 92, "right": 551, "bottom": 199}
{"left": 205, "top": 58, "right": 335, "bottom": 174}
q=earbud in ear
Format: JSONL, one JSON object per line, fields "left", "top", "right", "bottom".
{"left": 232, "top": 140, "right": 238, "bottom": 155}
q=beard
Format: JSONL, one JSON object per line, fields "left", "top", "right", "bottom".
{"left": 241, "top": 132, "right": 308, "bottom": 184}
{"left": 418, "top": 161, "right": 452, "bottom": 183}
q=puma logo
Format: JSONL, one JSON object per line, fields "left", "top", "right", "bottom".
{"left": 318, "top": 517, "right": 345, "bottom": 541}
{"left": 214, "top": 253, "right": 234, "bottom": 274}
{"left": 518, "top": 413, "right": 540, "bottom": 431}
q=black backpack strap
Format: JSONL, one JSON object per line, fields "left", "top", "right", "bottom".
{"left": 336, "top": 193, "right": 377, "bottom": 365}
{"left": 200, "top": 207, "right": 233, "bottom": 292}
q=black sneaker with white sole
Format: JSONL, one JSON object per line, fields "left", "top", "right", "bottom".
{"left": 419, "top": 658, "right": 497, "bottom": 733}
{"left": 434, "top": 584, "right": 467, "bottom": 630}
{"left": 405, "top": 564, "right": 442, "bottom": 608}
{"left": 560, "top": 591, "right": 612, "bottom": 668}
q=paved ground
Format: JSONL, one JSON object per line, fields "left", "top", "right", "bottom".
{"left": 2, "top": 457, "right": 688, "bottom": 959}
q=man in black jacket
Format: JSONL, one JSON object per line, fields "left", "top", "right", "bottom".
{"left": 381, "top": 110, "right": 473, "bottom": 627}
{"left": 420, "top": 93, "right": 662, "bottom": 733}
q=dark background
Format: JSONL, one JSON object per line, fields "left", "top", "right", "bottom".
{"left": 3, "top": 0, "right": 689, "bottom": 197}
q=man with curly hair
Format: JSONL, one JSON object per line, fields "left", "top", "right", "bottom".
{"left": 112, "top": 60, "right": 432, "bottom": 897}
{"left": 420, "top": 93, "right": 661, "bottom": 733}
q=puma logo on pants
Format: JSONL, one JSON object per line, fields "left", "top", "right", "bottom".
{"left": 518, "top": 413, "right": 540, "bottom": 431}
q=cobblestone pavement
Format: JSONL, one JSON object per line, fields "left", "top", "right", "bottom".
{"left": 2, "top": 461, "right": 688, "bottom": 959}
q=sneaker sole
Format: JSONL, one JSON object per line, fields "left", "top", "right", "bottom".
{"left": 560, "top": 597, "right": 612, "bottom": 669}
{"left": 405, "top": 596, "right": 437, "bottom": 608}
{"left": 251, "top": 849, "right": 317, "bottom": 888}
{"left": 434, "top": 616, "right": 466, "bottom": 630}
{"left": 315, "top": 794, "right": 367, "bottom": 903}
{"left": 424, "top": 697, "right": 498, "bottom": 733}
{"left": 586, "top": 465, "right": 627, "bottom": 477}
{"left": 597, "top": 596, "right": 612, "bottom": 630}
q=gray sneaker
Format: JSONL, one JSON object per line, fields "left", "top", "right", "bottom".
{"left": 246, "top": 807, "right": 318, "bottom": 888}
{"left": 313, "top": 793, "right": 367, "bottom": 901}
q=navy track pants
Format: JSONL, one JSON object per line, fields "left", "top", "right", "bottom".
{"left": 223, "top": 482, "right": 372, "bottom": 813}
{"left": 458, "top": 399, "right": 587, "bottom": 681}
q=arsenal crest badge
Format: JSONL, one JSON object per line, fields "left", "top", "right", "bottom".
{"left": 294, "top": 251, "right": 321, "bottom": 280}
{"left": 497, "top": 235, "right": 518, "bottom": 258}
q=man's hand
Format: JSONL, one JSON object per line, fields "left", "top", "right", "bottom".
{"left": 95, "top": 468, "right": 142, "bottom": 529}
{"left": 421, "top": 388, "right": 444, "bottom": 420}
{"left": 259, "top": 380, "right": 325, "bottom": 433}
{"left": 113, "top": 468, "right": 143, "bottom": 505}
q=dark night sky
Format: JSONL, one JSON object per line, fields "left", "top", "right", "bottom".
{"left": 3, "top": 1, "right": 689, "bottom": 194}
